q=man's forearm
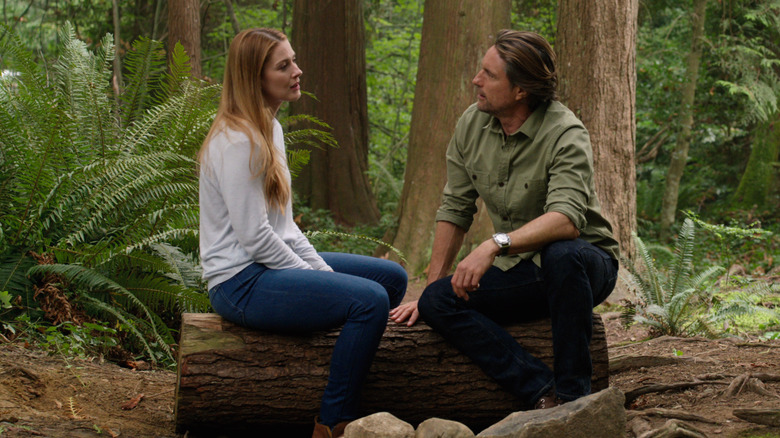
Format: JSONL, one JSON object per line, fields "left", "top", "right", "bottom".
{"left": 427, "top": 221, "right": 466, "bottom": 285}
{"left": 504, "top": 211, "right": 579, "bottom": 255}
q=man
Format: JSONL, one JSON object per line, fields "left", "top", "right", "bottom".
{"left": 390, "top": 30, "right": 620, "bottom": 409}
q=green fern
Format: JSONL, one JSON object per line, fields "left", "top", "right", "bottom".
{"left": 0, "top": 24, "right": 216, "bottom": 364}
{"left": 710, "top": 281, "right": 780, "bottom": 336}
{"left": 622, "top": 218, "right": 726, "bottom": 337}
{"left": 305, "top": 229, "right": 407, "bottom": 264}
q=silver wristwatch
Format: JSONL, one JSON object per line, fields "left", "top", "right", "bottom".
{"left": 492, "top": 233, "right": 511, "bottom": 256}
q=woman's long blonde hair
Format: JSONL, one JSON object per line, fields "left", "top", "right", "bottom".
{"left": 199, "top": 28, "right": 290, "bottom": 211}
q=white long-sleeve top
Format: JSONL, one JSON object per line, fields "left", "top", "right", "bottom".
{"left": 199, "top": 119, "right": 330, "bottom": 290}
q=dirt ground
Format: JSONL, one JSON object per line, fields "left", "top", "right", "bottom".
{"left": 0, "top": 279, "right": 778, "bottom": 437}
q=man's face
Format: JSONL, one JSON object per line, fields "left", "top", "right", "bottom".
{"left": 472, "top": 46, "right": 523, "bottom": 117}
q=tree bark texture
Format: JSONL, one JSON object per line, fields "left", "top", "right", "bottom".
{"left": 385, "top": 0, "right": 510, "bottom": 275}
{"left": 556, "top": 0, "right": 639, "bottom": 259}
{"left": 167, "top": 0, "right": 202, "bottom": 77}
{"left": 175, "top": 312, "right": 609, "bottom": 434}
{"left": 290, "top": 0, "right": 379, "bottom": 226}
{"left": 659, "top": 0, "right": 707, "bottom": 240}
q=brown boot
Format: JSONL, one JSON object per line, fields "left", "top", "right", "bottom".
{"left": 313, "top": 417, "right": 352, "bottom": 438}
{"left": 331, "top": 421, "right": 352, "bottom": 438}
{"left": 312, "top": 417, "right": 333, "bottom": 438}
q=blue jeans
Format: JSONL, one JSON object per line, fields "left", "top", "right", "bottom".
{"left": 418, "top": 239, "right": 617, "bottom": 407}
{"left": 208, "top": 252, "right": 407, "bottom": 427}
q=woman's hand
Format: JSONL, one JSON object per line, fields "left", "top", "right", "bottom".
{"left": 390, "top": 300, "right": 420, "bottom": 326}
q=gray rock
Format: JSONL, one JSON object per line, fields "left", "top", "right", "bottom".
{"left": 476, "top": 387, "right": 626, "bottom": 438}
{"left": 416, "top": 418, "right": 475, "bottom": 438}
{"left": 344, "top": 412, "right": 415, "bottom": 438}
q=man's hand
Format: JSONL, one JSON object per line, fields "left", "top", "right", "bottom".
{"left": 450, "top": 240, "right": 497, "bottom": 300}
{"left": 390, "top": 301, "right": 420, "bottom": 326}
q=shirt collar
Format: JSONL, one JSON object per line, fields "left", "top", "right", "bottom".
{"left": 482, "top": 101, "right": 551, "bottom": 140}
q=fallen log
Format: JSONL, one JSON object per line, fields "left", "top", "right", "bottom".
{"left": 174, "top": 312, "right": 609, "bottom": 434}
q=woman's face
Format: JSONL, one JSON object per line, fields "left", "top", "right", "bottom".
{"left": 262, "top": 39, "right": 302, "bottom": 111}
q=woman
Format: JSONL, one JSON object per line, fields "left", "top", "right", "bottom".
{"left": 198, "top": 28, "right": 407, "bottom": 438}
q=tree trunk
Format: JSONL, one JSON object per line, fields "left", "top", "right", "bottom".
{"left": 224, "top": 0, "right": 241, "bottom": 35}
{"left": 556, "top": 0, "right": 638, "bottom": 259}
{"left": 731, "top": 113, "right": 780, "bottom": 209}
{"left": 382, "top": 0, "right": 510, "bottom": 275}
{"left": 167, "top": 0, "right": 202, "bottom": 78}
{"left": 111, "top": 0, "right": 122, "bottom": 95}
{"left": 175, "top": 313, "right": 609, "bottom": 435}
{"left": 659, "top": 0, "right": 707, "bottom": 240}
{"left": 289, "top": 0, "right": 380, "bottom": 226}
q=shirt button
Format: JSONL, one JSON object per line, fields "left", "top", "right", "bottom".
{"left": 498, "top": 182, "right": 505, "bottom": 187}
{"left": 472, "top": 175, "right": 477, "bottom": 180}
{"left": 502, "top": 216, "right": 509, "bottom": 221}
{"left": 524, "top": 183, "right": 529, "bottom": 189}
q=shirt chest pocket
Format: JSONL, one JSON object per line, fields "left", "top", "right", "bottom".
{"left": 508, "top": 178, "right": 548, "bottom": 220}
{"left": 465, "top": 166, "right": 492, "bottom": 200}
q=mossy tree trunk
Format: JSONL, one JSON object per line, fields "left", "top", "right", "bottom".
{"left": 732, "top": 113, "right": 780, "bottom": 210}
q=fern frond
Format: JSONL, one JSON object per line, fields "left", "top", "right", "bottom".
{"left": 158, "top": 41, "right": 193, "bottom": 104}
{"left": 149, "top": 243, "right": 205, "bottom": 291}
{"left": 666, "top": 218, "right": 696, "bottom": 303}
{"left": 286, "top": 148, "right": 311, "bottom": 179}
{"left": 120, "top": 37, "right": 167, "bottom": 128}
{"left": 27, "top": 263, "right": 175, "bottom": 362}
{"left": 78, "top": 294, "right": 162, "bottom": 362}
{"left": 305, "top": 229, "right": 407, "bottom": 264}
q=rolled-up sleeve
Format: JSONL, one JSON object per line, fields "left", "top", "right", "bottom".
{"left": 435, "top": 133, "right": 478, "bottom": 231}
{"left": 544, "top": 126, "right": 593, "bottom": 230}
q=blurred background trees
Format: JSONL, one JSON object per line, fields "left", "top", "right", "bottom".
{"left": 1, "top": 0, "right": 778, "bottom": 361}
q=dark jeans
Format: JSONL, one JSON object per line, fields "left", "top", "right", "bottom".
{"left": 208, "top": 252, "right": 407, "bottom": 427}
{"left": 418, "top": 239, "right": 617, "bottom": 406}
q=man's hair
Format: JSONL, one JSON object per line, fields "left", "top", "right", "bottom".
{"left": 493, "top": 30, "right": 557, "bottom": 109}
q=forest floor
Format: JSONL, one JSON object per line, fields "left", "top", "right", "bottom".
{"left": 0, "top": 278, "right": 779, "bottom": 438}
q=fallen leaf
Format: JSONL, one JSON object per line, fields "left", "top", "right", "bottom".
{"left": 121, "top": 393, "right": 144, "bottom": 410}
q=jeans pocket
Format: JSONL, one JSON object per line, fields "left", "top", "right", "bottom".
{"left": 209, "top": 284, "right": 245, "bottom": 326}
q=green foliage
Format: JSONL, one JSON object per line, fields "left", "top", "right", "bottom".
{"left": 511, "top": 0, "right": 557, "bottom": 43}
{"left": 364, "top": 0, "right": 422, "bottom": 213}
{"left": 624, "top": 216, "right": 778, "bottom": 338}
{"left": 711, "top": 0, "right": 780, "bottom": 124}
{"left": 622, "top": 219, "right": 726, "bottom": 337}
{"left": 710, "top": 280, "right": 780, "bottom": 337}
{"left": 306, "top": 229, "right": 406, "bottom": 264}
{"left": 685, "top": 211, "right": 774, "bottom": 277}
{"left": 293, "top": 202, "right": 400, "bottom": 258}
{"left": 281, "top": 110, "right": 338, "bottom": 179}
{"left": 635, "top": 1, "right": 780, "bottom": 230}
{"left": 0, "top": 23, "right": 215, "bottom": 365}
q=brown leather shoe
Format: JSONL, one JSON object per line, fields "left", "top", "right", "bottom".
{"left": 533, "top": 390, "right": 564, "bottom": 410}
{"left": 312, "top": 417, "right": 352, "bottom": 438}
{"left": 312, "top": 417, "right": 333, "bottom": 438}
{"left": 331, "top": 421, "right": 351, "bottom": 438}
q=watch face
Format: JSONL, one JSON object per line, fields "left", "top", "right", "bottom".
{"left": 494, "top": 233, "right": 510, "bottom": 246}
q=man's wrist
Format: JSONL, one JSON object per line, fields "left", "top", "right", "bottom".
{"left": 491, "top": 233, "right": 511, "bottom": 256}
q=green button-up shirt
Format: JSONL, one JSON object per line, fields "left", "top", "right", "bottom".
{"left": 435, "top": 101, "right": 620, "bottom": 271}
